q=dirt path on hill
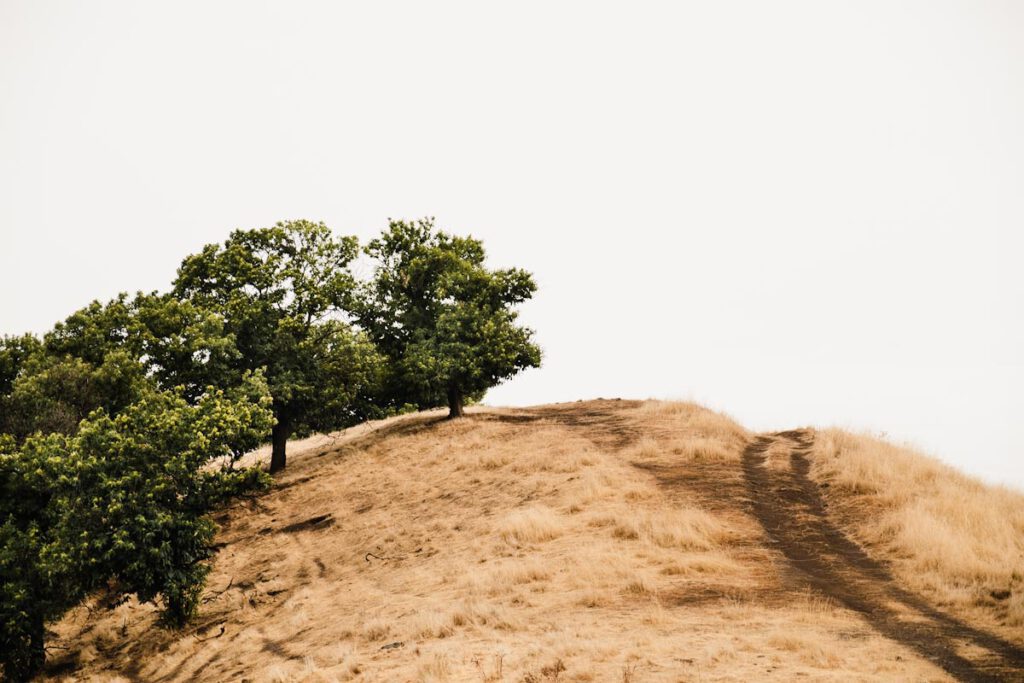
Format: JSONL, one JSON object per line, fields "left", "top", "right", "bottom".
{"left": 743, "top": 430, "right": 1024, "bottom": 682}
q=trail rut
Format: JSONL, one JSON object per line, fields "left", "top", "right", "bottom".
{"left": 743, "top": 430, "right": 1024, "bottom": 682}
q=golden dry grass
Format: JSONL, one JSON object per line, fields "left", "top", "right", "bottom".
{"left": 809, "top": 428, "right": 1024, "bottom": 635}
{"left": 41, "top": 399, "right": 1009, "bottom": 682}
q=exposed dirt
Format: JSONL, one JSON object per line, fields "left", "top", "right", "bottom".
{"left": 743, "top": 430, "right": 1024, "bottom": 682}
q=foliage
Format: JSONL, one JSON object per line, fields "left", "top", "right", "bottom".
{"left": 357, "top": 218, "right": 541, "bottom": 416}
{"left": 0, "top": 336, "right": 42, "bottom": 396}
{"left": 1, "top": 292, "right": 244, "bottom": 439}
{"left": 133, "top": 293, "right": 242, "bottom": 403}
{"left": 0, "top": 335, "right": 42, "bottom": 439}
{"left": 0, "top": 379, "right": 273, "bottom": 681}
{"left": 0, "top": 298, "right": 153, "bottom": 442}
{"left": 0, "top": 350, "right": 150, "bottom": 442}
{"left": 172, "top": 219, "right": 384, "bottom": 471}
{"left": 43, "top": 294, "right": 141, "bottom": 366}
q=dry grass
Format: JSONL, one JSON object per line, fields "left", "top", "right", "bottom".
{"left": 607, "top": 507, "right": 733, "bottom": 550}
{"left": 40, "top": 400, "right": 969, "bottom": 682}
{"left": 497, "top": 506, "right": 566, "bottom": 544}
{"left": 634, "top": 400, "right": 748, "bottom": 463}
{"left": 810, "top": 428, "right": 1024, "bottom": 633}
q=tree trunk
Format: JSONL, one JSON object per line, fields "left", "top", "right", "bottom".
{"left": 269, "top": 422, "right": 291, "bottom": 474}
{"left": 21, "top": 610, "right": 46, "bottom": 682}
{"left": 447, "top": 386, "right": 464, "bottom": 418}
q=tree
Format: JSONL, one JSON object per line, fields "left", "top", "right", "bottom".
{"left": 0, "top": 300, "right": 151, "bottom": 443}
{"left": 0, "top": 335, "right": 43, "bottom": 438}
{"left": 24, "top": 291, "right": 242, "bottom": 411}
{"left": 133, "top": 293, "right": 242, "bottom": 404}
{"left": 0, "top": 350, "right": 148, "bottom": 442}
{"left": 0, "top": 379, "right": 272, "bottom": 681}
{"left": 0, "top": 335, "right": 41, "bottom": 396}
{"left": 172, "top": 220, "right": 384, "bottom": 473}
{"left": 357, "top": 218, "right": 541, "bottom": 418}
{"left": 43, "top": 294, "right": 140, "bottom": 366}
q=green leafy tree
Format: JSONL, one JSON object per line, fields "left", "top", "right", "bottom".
{"left": 0, "top": 378, "right": 273, "bottom": 681}
{"left": 43, "top": 294, "right": 141, "bottom": 365}
{"left": 0, "top": 431, "right": 58, "bottom": 681}
{"left": 357, "top": 218, "right": 541, "bottom": 417}
{"left": 133, "top": 293, "right": 242, "bottom": 403}
{"left": 0, "top": 299, "right": 154, "bottom": 443}
{"left": 0, "top": 335, "right": 41, "bottom": 396}
{"left": 0, "top": 350, "right": 148, "bottom": 442}
{"left": 0, "top": 335, "right": 42, "bottom": 438}
{"left": 172, "top": 219, "right": 384, "bottom": 472}
{"left": 21, "top": 292, "right": 240, "bottom": 410}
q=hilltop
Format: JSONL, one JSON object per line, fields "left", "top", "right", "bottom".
{"left": 41, "top": 400, "right": 1024, "bottom": 682}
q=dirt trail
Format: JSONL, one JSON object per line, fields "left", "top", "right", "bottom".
{"left": 743, "top": 430, "right": 1024, "bottom": 682}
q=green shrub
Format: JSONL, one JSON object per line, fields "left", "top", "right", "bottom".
{"left": 0, "top": 380, "right": 272, "bottom": 681}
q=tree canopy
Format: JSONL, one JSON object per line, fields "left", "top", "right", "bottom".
{"left": 171, "top": 219, "right": 384, "bottom": 472}
{"left": 0, "top": 304, "right": 152, "bottom": 443}
{"left": 357, "top": 218, "right": 541, "bottom": 417}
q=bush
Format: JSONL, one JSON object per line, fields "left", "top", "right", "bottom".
{"left": 0, "top": 381, "right": 273, "bottom": 681}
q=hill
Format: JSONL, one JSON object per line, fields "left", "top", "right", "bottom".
{"left": 40, "top": 400, "right": 1024, "bottom": 682}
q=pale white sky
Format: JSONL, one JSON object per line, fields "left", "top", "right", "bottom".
{"left": 1, "top": 1, "right": 1022, "bottom": 488}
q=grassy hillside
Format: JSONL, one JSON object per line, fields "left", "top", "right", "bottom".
{"left": 809, "top": 429, "right": 1024, "bottom": 636}
{"left": 40, "top": 400, "right": 1024, "bottom": 682}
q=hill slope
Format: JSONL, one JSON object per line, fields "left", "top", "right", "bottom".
{"left": 42, "top": 400, "right": 1024, "bottom": 682}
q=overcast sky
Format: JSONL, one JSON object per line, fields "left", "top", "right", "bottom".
{"left": 1, "top": 1, "right": 1022, "bottom": 488}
